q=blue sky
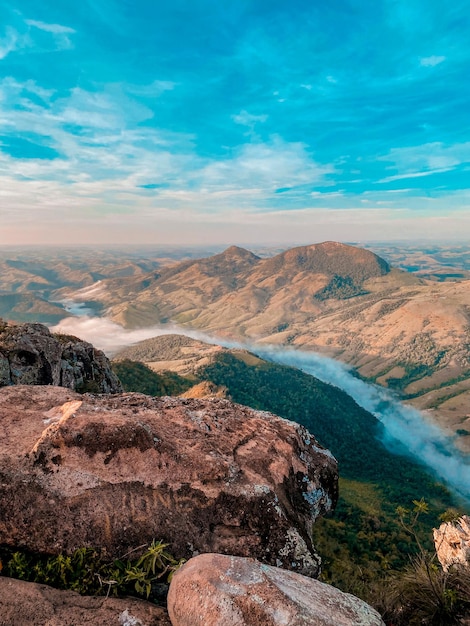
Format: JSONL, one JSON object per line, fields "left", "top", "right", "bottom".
{"left": 1, "top": 0, "right": 469, "bottom": 245}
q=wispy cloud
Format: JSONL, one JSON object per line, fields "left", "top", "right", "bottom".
{"left": 0, "top": 1, "right": 469, "bottom": 243}
{"left": 0, "top": 27, "right": 19, "bottom": 60}
{"left": 232, "top": 110, "right": 268, "bottom": 126}
{"left": 420, "top": 55, "right": 446, "bottom": 67}
{"left": 378, "top": 142, "right": 470, "bottom": 183}
{"left": 25, "top": 20, "right": 75, "bottom": 35}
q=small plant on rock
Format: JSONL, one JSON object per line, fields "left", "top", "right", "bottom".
{"left": 0, "top": 540, "right": 185, "bottom": 603}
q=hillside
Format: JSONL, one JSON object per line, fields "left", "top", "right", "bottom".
{"left": 94, "top": 242, "right": 391, "bottom": 326}
{"left": 3, "top": 241, "right": 470, "bottom": 450}
{"left": 111, "top": 335, "right": 461, "bottom": 601}
{"left": 64, "top": 242, "right": 470, "bottom": 450}
{"left": 113, "top": 333, "right": 225, "bottom": 374}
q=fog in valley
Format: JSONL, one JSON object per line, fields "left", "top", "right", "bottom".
{"left": 52, "top": 314, "right": 470, "bottom": 502}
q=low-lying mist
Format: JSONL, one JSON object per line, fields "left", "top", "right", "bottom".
{"left": 52, "top": 315, "right": 470, "bottom": 502}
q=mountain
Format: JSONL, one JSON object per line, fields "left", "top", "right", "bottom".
{"left": 113, "top": 333, "right": 224, "bottom": 374}
{"left": 3, "top": 241, "right": 470, "bottom": 451}
{"left": 0, "top": 293, "right": 69, "bottom": 324}
{"left": 73, "top": 242, "right": 470, "bottom": 452}
{"left": 83, "top": 241, "right": 391, "bottom": 328}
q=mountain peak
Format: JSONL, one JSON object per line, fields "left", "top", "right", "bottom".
{"left": 196, "top": 246, "right": 260, "bottom": 276}
{"left": 220, "top": 245, "right": 260, "bottom": 261}
{"left": 266, "top": 241, "right": 390, "bottom": 280}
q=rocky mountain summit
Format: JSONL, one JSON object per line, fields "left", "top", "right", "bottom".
{"left": 0, "top": 319, "right": 122, "bottom": 393}
{"left": 0, "top": 382, "right": 387, "bottom": 624}
{"left": 0, "top": 385, "right": 337, "bottom": 569}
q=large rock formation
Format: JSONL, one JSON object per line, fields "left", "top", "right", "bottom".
{"left": 167, "top": 553, "right": 385, "bottom": 626}
{"left": 0, "top": 320, "right": 122, "bottom": 393}
{"left": 0, "top": 385, "right": 337, "bottom": 577}
{"left": 434, "top": 515, "right": 470, "bottom": 571}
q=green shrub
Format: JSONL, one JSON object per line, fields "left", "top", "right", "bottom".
{"left": 0, "top": 540, "right": 184, "bottom": 602}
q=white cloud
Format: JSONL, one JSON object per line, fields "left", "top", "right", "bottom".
{"left": 379, "top": 141, "right": 470, "bottom": 181}
{"left": 197, "top": 138, "right": 332, "bottom": 194}
{"left": 25, "top": 19, "right": 75, "bottom": 50}
{"left": 0, "top": 27, "right": 19, "bottom": 60}
{"left": 232, "top": 110, "right": 268, "bottom": 126}
{"left": 25, "top": 20, "right": 75, "bottom": 35}
{"left": 420, "top": 55, "right": 446, "bottom": 67}
{"left": 126, "top": 80, "right": 177, "bottom": 97}
{"left": 379, "top": 168, "right": 453, "bottom": 183}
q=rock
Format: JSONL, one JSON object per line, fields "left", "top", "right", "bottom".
{"left": 0, "top": 320, "right": 122, "bottom": 393}
{"left": 167, "top": 553, "right": 385, "bottom": 626}
{"left": 434, "top": 515, "right": 470, "bottom": 571}
{"left": 0, "top": 576, "right": 171, "bottom": 626}
{"left": 179, "top": 380, "right": 228, "bottom": 399}
{"left": 0, "top": 386, "right": 337, "bottom": 576}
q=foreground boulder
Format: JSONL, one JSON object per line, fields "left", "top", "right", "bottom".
{"left": 167, "top": 553, "right": 385, "bottom": 626}
{"left": 0, "top": 576, "right": 171, "bottom": 626}
{"left": 0, "top": 320, "right": 122, "bottom": 393}
{"left": 434, "top": 515, "right": 470, "bottom": 571}
{"left": 0, "top": 386, "right": 337, "bottom": 576}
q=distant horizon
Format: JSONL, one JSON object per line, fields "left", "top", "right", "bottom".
{"left": 1, "top": 237, "right": 470, "bottom": 251}
{"left": 1, "top": 1, "right": 469, "bottom": 244}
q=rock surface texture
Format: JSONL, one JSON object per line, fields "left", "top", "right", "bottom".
{"left": 167, "top": 553, "right": 385, "bottom": 626}
{"left": 0, "top": 386, "right": 337, "bottom": 575}
{"left": 0, "top": 576, "right": 171, "bottom": 626}
{"left": 0, "top": 320, "right": 122, "bottom": 392}
{"left": 434, "top": 515, "right": 470, "bottom": 571}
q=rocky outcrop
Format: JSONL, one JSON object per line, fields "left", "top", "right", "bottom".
{"left": 0, "top": 320, "right": 122, "bottom": 393}
{"left": 434, "top": 515, "right": 470, "bottom": 571}
{"left": 167, "top": 553, "right": 385, "bottom": 626}
{"left": 0, "top": 385, "right": 337, "bottom": 576}
{"left": 0, "top": 576, "right": 171, "bottom": 626}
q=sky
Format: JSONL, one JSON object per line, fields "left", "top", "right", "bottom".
{"left": 1, "top": 0, "right": 470, "bottom": 245}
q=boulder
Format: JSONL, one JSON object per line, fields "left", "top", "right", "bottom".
{"left": 0, "top": 386, "right": 337, "bottom": 576}
{"left": 434, "top": 515, "right": 470, "bottom": 571}
{"left": 167, "top": 553, "right": 385, "bottom": 626}
{"left": 0, "top": 320, "right": 122, "bottom": 393}
{"left": 0, "top": 576, "right": 171, "bottom": 626}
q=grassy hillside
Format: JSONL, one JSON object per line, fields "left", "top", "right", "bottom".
{"left": 112, "top": 359, "right": 193, "bottom": 396}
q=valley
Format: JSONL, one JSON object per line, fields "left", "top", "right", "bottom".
{"left": 1, "top": 242, "right": 470, "bottom": 620}
{"left": 110, "top": 336, "right": 465, "bottom": 599}
{"left": 48, "top": 241, "right": 470, "bottom": 455}
{"left": 2, "top": 239, "right": 470, "bottom": 453}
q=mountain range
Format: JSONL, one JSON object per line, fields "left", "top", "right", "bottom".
{"left": 62, "top": 242, "right": 470, "bottom": 452}
{"left": 2, "top": 241, "right": 470, "bottom": 452}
